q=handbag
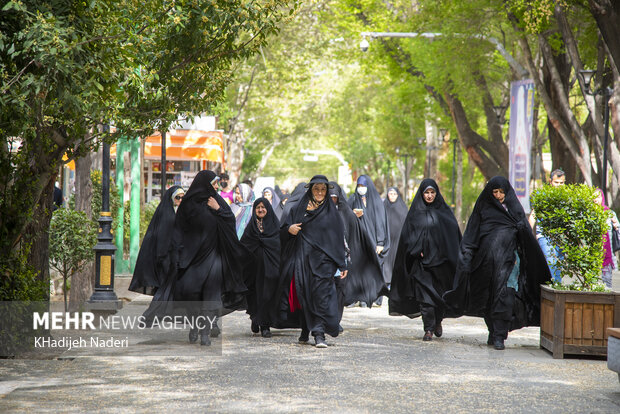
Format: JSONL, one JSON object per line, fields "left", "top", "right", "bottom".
{"left": 612, "top": 227, "right": 620, "bottom": 252}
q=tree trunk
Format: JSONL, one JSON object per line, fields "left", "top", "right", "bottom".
{"left": 69, "top": 152, "right": 95, "bottom": 311}
{"left": 588, "top": 0, "right": 620, "bottom": 74}
{"left": 23, "top": 175, "right": 56, "bottom": 300}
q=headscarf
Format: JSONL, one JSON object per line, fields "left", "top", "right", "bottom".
{"left": 348, "top": 175, "right": 390, "bottom": 253}
{"left": 231, "top": 183, "right": 255, "bottom": 238}
{"left": 400, "top": 179, "right": 461, "bottom": 268}
{"left": 262, "top": 187, "right": 281, "bottom": 209}
{"left": 129, "top": 185, "right": 182, "bottom": 295}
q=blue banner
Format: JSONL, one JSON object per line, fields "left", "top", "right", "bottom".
{"left": 509, "top": 80, "right": 535, "bottom": 213}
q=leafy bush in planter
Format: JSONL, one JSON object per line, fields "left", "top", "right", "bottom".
{"left": 530, "top": 184, "right": 609, "bottom": 291}
{"left": 49, "top": 208, "right": 97, "bottom": 310}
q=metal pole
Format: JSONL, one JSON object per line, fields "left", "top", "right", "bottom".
{"left": 161, "top": 130, "right": 166, "bottom": 198}
{"left": 87, "top": 124, "right": 122, "bottom": 314}
{"left": 602, "top": 90, "right": 610, "bottom": 197}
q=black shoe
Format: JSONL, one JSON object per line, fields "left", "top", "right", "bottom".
{"left": 423, "top": 331, "right": 433, "bottom": 341}
{"left": 298, "top": 329, "right": 309, "bottom": 343}
{"left": 189, "top": 328, "right": 198, "bottom": 343}
{"left": 434, "top": 323, "right": 443, "bottom": 338}
{"left": 260, "top": 327, "right": 272, "bottom": 338}
{"left": 493, "top": 337, "right": 505, "bottom": 350}
{"left": 210, "top": 325, "right": 220, "bottom": 338}
{"left": 200, "top": 328, "right": 211, "bottom": 346}
{"left": 487, "top": 333, "right": 494, "bottom": 345}
{"left": 315, "top": 334, "right": 328, "bottom": 348}
{"left": 251, "top": 320, "right": 259, "bottom": 334}
{"left": 338, "top": 324, "right": 344, "bottom": 333}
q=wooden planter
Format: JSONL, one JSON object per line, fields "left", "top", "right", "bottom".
{"left": 540, "top": 285, "right": 620, "bottom": 359}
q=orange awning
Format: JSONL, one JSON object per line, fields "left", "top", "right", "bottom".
{"left": 111, "top": 130, "right": 224, "bottom": 162}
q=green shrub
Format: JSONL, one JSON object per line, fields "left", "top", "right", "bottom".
{"left": 530, "top": 184, "right": 609, "bottom": 291}
{"left": 0, "top": 243, "right": 47, "bottom": 301}
{"left": 49, "top": 208, "right": 97, "bottom": 310}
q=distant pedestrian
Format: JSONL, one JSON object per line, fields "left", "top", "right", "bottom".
{"left": 389, "top": 179, "right": 461, "bottom": 341}
{"left": 329, "top": 181, "right": 385, "bottom": 314}
{"left": 262, "top": 187, "right": 281, "bottom": 210}
{"left": 53, "top": 182, "right": 63, "bottom": 210}
{"left": 529, "top": 169, "right": 565, "bottom": 281}
{"left": 241, "top": 197, "right": 281, "bottom": 338}
{"left": 444, "top": 176, "right": 551, "bottom": 350}
{"left": 231, "top": 183, "right": 255, "bottom": 238}
{"left": 129, "top": 185, "right": 183, "bottom": 296}
{"left": 383, "top": 187, "right": 408, "bottom": 285}
{"left": 275, "top": 175, "right": 347, "bottom": 348}
{"left": 348, "top": 175, "right": 390, "bottom": 306}
{"left": 218, "top": 172, "right": 234, "bottom": 204}
{"left": 595, "top": 188, "right": 618, "bottom": 289}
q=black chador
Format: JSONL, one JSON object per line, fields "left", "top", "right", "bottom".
{"left": 240, "top": 197, "right": 281, "bottom": 338}
{"left": 329, "top": 182, "right": 387, "bottom": 313}
{"left": 143, "top": 170, "right": 253, "bottom": 346}
{"left": 443, "top": 176, "right": 551, "bottom": 350}
{"left": 129, "top": 185, "right": 182, "bottom": 296}
{"left": 388, "top": 179, "right": 461, "bottom": 341}
{"left": 383, "top": 187, "right": 408, "bottom": 284}
{"left": 274, "top": 175, "right": 347, "bottom": 347}
{"left": 348, "top": 175, "right": 390, "bottom": 266}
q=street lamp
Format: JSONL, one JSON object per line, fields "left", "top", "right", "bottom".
{"left": 395, "top": 146, "right": 414, "bottom": 202}
{"left": 87, "top": 124, "right": 122, "bottom": 317}
{"left": 579, "top": 69, "right": 613, "bottom": 196}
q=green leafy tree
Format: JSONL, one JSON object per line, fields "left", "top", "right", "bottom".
{"left": 0, "top": 0, "right": 297, "bottom": 296}
{"left": 49, "top": 208, "right": 97, "bottom": 310}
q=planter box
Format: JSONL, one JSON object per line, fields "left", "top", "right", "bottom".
{"left": 540, "top": 285, "right": 620, "bottom": 359}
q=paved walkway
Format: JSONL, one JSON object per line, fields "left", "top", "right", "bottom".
{"left": 1, "top": 299, "right": 619, "bottom": 413}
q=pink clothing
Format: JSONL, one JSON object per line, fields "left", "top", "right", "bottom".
{"left": 219, "top": 190, "right": 234, "bottom": 204}
{"left": 603, "top": 232, "right": 614, "bottom": 267}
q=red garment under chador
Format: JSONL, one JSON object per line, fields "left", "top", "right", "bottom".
{"left": 289, "top": 274, "right": 302, "bottom": 312}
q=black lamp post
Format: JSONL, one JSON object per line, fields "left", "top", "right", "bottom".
{"left": 87, "top": 124, "right": 122, "bottom": 315}
{"left": 579, "top": 69, "right": 613, "bottom": 197}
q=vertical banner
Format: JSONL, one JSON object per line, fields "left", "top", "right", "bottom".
{"left": 509, "top": 79, "right": 535, "bottom": 213}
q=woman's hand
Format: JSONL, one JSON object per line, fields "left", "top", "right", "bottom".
{"left": 207, "top": 197, "right": 220, "bottom": 210}
{"left": 353, "top": 208, "right": 364, "bottom": 218}
{"left": 288, "top": 223, "right": 302, "bottom": 235}
{"left": 340, "top": 270, "right": 348, "bottom": 279}
{"left": 375, "top": 245, "right": 384, "bottom": 255}
{"left": 612, "top": 216, "right": 619, "bottom": 230}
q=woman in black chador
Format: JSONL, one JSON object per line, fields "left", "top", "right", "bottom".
{"left": 389, "top": 179, "right": 461, "bottom": 341}
{"left": 241, "top": 197, "right": 281, "bottom": 338}
{"left": 129, "top": 185, "right": 184, "bottom": 295}
{"left": 443, "top": 176, "right": 551, "bottom": 350}
{"left": 275, "top": 175, "right": 348, "bottom": 348}
{"left": 329, "top": 182, "right": 386, "bottom": 316}
{"left": 348, "top": 175, "right": 390, "bottom": 264}
{"left": 144, "top": 170, "right": 253, "bottom": 346}
{"left": 383, "top": 186, "right": 408, "bottom": 285}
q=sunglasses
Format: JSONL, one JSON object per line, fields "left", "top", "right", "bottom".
{"left": 175, "top": 195, "right": 183, "bottom": 200}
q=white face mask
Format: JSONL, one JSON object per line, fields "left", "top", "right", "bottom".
{"left": 357, "top": 186, "right": 368, "bottom": 196}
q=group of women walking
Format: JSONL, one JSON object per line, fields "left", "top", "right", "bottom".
{"left": 130, "top": 171, "right": 551, "bottom": 350}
